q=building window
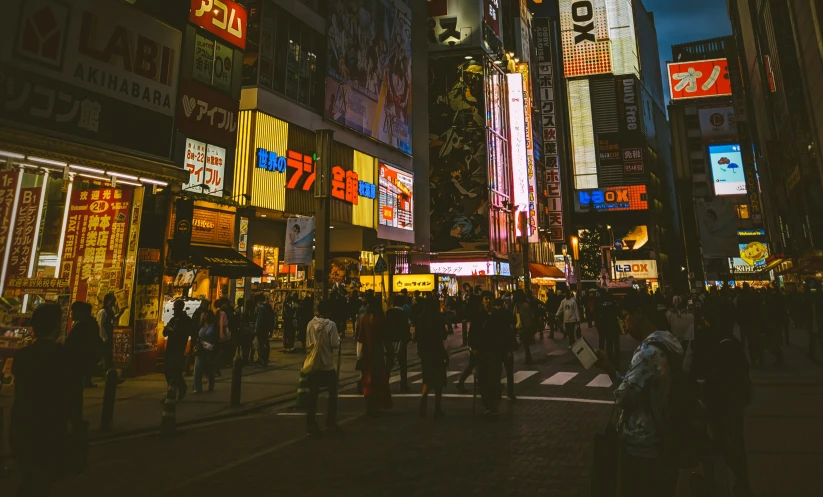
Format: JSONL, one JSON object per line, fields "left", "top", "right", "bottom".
{"left": 735, "top": 204, "right": 750, "bottom": 219}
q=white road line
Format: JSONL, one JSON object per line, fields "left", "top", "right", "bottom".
{"left": 390, "top": 372, "right": 421, "bottom": 384}
{"left": 541, "top": 372, "right": 578, "bottom": 385}
{"left": 412, "top": 371, "right": 461, "bottom": 384}
{"left": 276, "top": 412, "right": 314, "bottom": 416}
{"left": 338, "top": 393, "right": 612, "bottom": 405}
{"left": 503, "top": 371, "right": 538, "bottom": 384}
{"left": 586, "top": 374, "right": 613, "bottom": 388}
{"left": 548, "top": 349, "right": 568, "bottom": 356}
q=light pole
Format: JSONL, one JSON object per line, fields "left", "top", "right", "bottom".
{"left": 570, "top": 235, "right": 581, "bottom": 293}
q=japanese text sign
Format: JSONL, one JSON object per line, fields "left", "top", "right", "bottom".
{"left": 4, "top": 187, "right": 43, "bottom": 288}
{"left": 392, "top": 274, "right": 435, "bottom": 293}
{"left": 667, "top": 58, "right": 732, "bottom": 100}
{"left": 330, "top": 165, "right": 375, "bottom": 205}
{"left": 184, "top": 138, "right": 225, "bottom": 196}
{"left": 0, "top": 171, "right": 19, "bottom": 265}
{"left": 190, "top": 0, "right": 247, "bottom": 49}
{"left": 5, "top": 277, "right": 69, "bottom": 293}
{"left": 177, "top": 79, "right": 239, "bottom": 148}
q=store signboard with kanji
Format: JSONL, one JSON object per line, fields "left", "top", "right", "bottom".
{"left": 59, "top": 186, "right": 133, "bottom": 309}
{"left": 667, "top": 58, "right": 732, "bottom": 100}
{"left": 177, "top": 79, "right": 239, "bottom": 148}
{"left": 184, "top": 138, "right": 225, "bottom": 196}
{"left": 3, "top": 187, "right": 43, "bottom": 287}
{"left": 190, "top": 0, "right": 248, "bottom": 49}
{"left": 0, "top": 171, "right": 18, "bottom": 266}
{"left": 330, "top": 165, "right": 375, "bottom": 205}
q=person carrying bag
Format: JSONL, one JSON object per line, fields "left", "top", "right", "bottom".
{"left": 303, "top": 300, "right": 342, "bottom": 435}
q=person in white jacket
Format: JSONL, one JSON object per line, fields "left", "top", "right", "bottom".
{"left": 555, "top": 290, "right": 582, "bottom": 347}
{"left": 303, "top": 299, "right": 342, "bottom": 436}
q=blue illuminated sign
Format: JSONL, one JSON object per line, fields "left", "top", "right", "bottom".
{"left": 358, "top": 181, "right": 376, "bottom": 199}
{"left": 256, "top": 148, "right": 286, "bottom": 173}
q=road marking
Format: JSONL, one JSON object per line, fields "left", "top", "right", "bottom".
{"left": 586, "top": 374, "right": 613, "bottom": 388}
{"left": 276, "top": 412, "right": 314, "bottom": 416}
{"left": 503, "top": 371, "right": 538, "bottom": 384}
{"left": 391, "top": 372, "right": 421, "bottom": 384}
{"left": 338, "top": 393, "right": 612, "bottom": 405}
{"left": 412, "top": 371, "right": 461, "bottom": 384}
{"left": 548, "top": 349, "right": 568, "bottom": 356}
{"left": 541, "top": 372, "right": 578, "bottom": 385}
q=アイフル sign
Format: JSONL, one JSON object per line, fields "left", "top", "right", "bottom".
{"left": 190, "top": 0, "right": 247, "bottom": 49}
{"left": 184, "top": 138, "right": 225, "bottom": 196}
{"left": 177, "top": 79, "right": 239, "bottom": 148}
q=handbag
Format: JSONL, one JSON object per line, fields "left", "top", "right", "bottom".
{"left": 301, "top": 323, "right": 325, "bottom": 375}
{"left": 590, "top": 402, "right": 619, "bottom": 497}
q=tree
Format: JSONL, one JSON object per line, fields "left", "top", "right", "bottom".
{"left": 578, "top": 229, "right": 604, "bottom": 281}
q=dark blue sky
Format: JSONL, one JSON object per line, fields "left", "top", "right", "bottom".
{"left": 641, "top": 0, "right": 733, "bottom": 103}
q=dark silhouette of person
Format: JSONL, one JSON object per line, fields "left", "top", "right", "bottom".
{"left": 65, "top": 301, "right": 103, "bottom": 390}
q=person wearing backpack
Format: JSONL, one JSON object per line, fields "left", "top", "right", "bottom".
{"left": 595, "top": 290, "right": 684, "bottom": 496}
{"left": 303, "top": 299, "right": 341, "bottom": 436}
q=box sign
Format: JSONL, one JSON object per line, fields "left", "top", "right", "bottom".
{"left": 378, "top": 162, "right": 413, "bottom": 231}
{"left": 708, "top": 144, "right": 747, "bottom": 196}
{"left": 430, "top": 261, "right": 505, "bottom": 276}
{"left": 559, "top": 0, "right": 611, "bottom": 77}
{"left": 667, "top": 58, "right": 732, "bottom": 100}
{"left": 185, "top": 138, "right": 225, "bottom": 196}
{"left": 614, "top": 260, "right": 658, "bottom": 280}
{"left": 575, "top": 185, "right": 648, "bottom": 212}
{"left": 393, "top": 274, "right": 436, "bottom": 293}
{"left": 331, "top": 166, "right": 375, "bottom": 205}
{"left": 190, "top": 0, "right": 247, "bottom": 49}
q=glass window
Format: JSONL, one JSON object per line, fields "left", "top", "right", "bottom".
{"left": 273, "top": 7, "right": 289, "bottom": 94}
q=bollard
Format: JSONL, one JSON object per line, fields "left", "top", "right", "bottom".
{"left": 160, "top": 385, "right": 177, "bottom": 437}
{"left": 100, "top": 369, "right": 118, "bottom": 432}
{"left": 230, "top": 355, "right": 242, "bottom": 407}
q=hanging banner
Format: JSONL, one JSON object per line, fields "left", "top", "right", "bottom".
{"left": 4, "top": 186, "right": 43, "bottom": 284}
{"left": 0, "top": 171, "right": 19, "bottom": 264}
{"left": 59, "top": 186, "right": 133, "bottom": 308}
{"left": 284, "top": 217, "right": 314, "bottom": 266}
{"left": 171, "top": 198, "right": 194, "bottom": 261}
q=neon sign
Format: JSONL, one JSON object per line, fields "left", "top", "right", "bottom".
{"left": 575, "top": 185, "right": 648, "bottom": 212}
{"left": 331, "top": 165, "right": 375, "bottom": 205}
{"left": 255, "top": 148, "right": 316, "bottom": 191}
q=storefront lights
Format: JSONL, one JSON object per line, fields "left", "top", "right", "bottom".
{"left": 28, "top": 156, "right": 67, "bottom": 167}
{"left": 69, "top": 164, "right": 106, "bottom": 174}
{"left": 116, "top": 179, "right": 142, "bottom": 187}
{"left": 0, "top": 150, "right": 25, "bottom": 159}
{"left": 76, "top": 173, "right": 110, "bottom": 182}
{"left": 139, "top": 178, "right": 168, "bottom": 186}
{"left": 107, "top": 171, "right": 139, "bottom": 181}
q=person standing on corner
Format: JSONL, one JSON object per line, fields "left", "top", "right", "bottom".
{"left": 556, "top": 290, "right": 582, "bottom": 348}
{"left": 164, "top": 300, "right": 195, "bottom": 401}
{"left": 254, "top": 293, "right": 275, "bottom": 366}
{"left": 97, "top": 292, "right": 124, "bottom": 375}
{"left": 304, "top": 299, "right": 342, "bottom": 436}
{"left": 416, "top": 296, "right": 449, "bottom": 417}
{"left": 385, "top": 296, "right": 412, "bottom": 392}
{"left": 357, "top": 296, "right": 393, "bottom": 416}
{"left": 496, "top": 298, "right": 519, "bottom": 401}
{"left": 470, "top": 291, "right": 511, "bottom": 420}
{"left": 193, "top": 312, "right": 218, "bottom": 394}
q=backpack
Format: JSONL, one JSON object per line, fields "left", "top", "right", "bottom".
{"left": 649, "top": 343, "right": 707, "bottom": 468}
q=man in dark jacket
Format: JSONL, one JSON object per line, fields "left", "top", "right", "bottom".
{"left": 255, "top": 293, "right": 275, "bottom": 366}
{"left": 164, "top": 300, "right": 195, "bottom": 400}
{"left": 385, "top": 296, "right": 412, "bottom": 392}
{"left": 594, "top": 289, "right": 621, "bottom": 364}
{"left": 469, "top": 291, "right": 511, "bottom": 419}
{"left": 66, "top": 301, "right": 102, "bottom": 389}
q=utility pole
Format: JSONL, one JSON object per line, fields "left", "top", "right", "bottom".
{"left": 314, "top": 130, "right": 334, "bottom": 302}
{"left": 520, "top": 211, "right": 531, "bottom": 293}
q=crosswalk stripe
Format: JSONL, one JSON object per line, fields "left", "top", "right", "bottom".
{"left": 412, "top": 371, "right": 461, "bottom": 384}
{"left": 541, "top": 372, "right": 578, "bottom": 385}
{"left": 548, "top": 349, "right": 568, "bottom": 356}
{"left": 389, "top": 372, "right": 421, "bottom": 384}
{"left": 586, "top": 374, "right": 613, "bottom": 388}
{"left": 502, "top": 371, "right": 538, "bottom": 384}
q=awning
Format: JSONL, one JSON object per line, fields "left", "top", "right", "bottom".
{"left": 530, "top": 263, "right": 565, "bottom": 279}
{"left": 188, "top": 245, "right": 263, "bottom": 278}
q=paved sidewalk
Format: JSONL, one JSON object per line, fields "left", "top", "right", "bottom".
{"left": 0, "top": 328, "right": 469, "bottom": 443}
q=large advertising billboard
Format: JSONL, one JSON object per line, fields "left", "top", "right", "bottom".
{"left": 695, "top": 198, "right": 738, "bottom": 258}
{"left": 575, "top": 185, "right": 648, "bottom": 212}
{"left": 667, "top": 58, "right": 733, "bottom": 100}
{"left": 377, "top": 162, "right": 414, "bottom": 243}
{"left": 507, "top": 72, "right": 532, "bottom": 241}
{"left": 326, "top": 0, "right": 412, "bottom": 154}
{"left": 559, "top": 0, "right": 611, "bottom": 77}
{"left": 708, "top": 144, "right": 747, "bottom": 196}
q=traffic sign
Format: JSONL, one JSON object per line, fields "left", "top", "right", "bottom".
{"left": 374, "top": 255, "right": 387, "bottom": 273}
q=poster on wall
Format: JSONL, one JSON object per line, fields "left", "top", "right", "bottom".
{"left": 326, "top": 0, "right": 412, "bottom": 154}
{"left": 695, "top": 198, "right": 738, "bottom": 258}
{"left": 59, "top": 186, "right": 133, "bottom": 311}
{"left": 184, "top": 138, "right": 226, "bottom": 196}
{"left": 4, "top": 186, "right": 43, "bottom": 286}
{"left": 0, "top": 171, "right": 19, "bottom": 267}
{"left": 284, "top": 217, "right": 315, "bottom": 266}
{"left": 377, "top": 162, "right": 414, "bottom": 243}
{"left": 428, "top": 56, "right": 489, "bottom": 253}
{"left": 708, "top": 144, "right": 747, "bottom": 196}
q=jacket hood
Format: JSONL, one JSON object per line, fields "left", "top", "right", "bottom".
{"left": 644, "top": 329, "right": 683, "bottom": 357}
{"left": 310, "top": 316, "right": 334, "bottom": 330}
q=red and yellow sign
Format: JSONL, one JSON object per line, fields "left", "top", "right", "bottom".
{"left": 190, "top": 0, "right": 248, "bottom": 49}
{"left": 667, "top": 58, "right": 732, "bottom": 100}
{"left": 6, "top": 277, "right": 69, "bottom": 293}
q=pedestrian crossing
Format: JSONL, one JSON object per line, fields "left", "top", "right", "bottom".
{"left": 387, "top": 369, "right": 613, "bottom": 388}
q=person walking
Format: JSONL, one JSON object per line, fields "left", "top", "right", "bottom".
{"left": 187, "top": 299, "right": 210, "bottom": 375}
{"left": 213, "top": 299, "right": 232, "bottom": 376}
{"left": 736, "top": 283, "right": 764, "bottom": 367}
{"left": 385, "top": 296, "right": 412, "bottom": 392}
{"left": 416, "top": 297, "right": 449, "bottom": 417}
{"left": 193, "top": 312, "right": 218, "bottom": 393}
{"left": 96, "top": 292, "right": 123, "bottom": 373}
{"left": 513, "top": 290, "right": 535, "bottom": 364}
{"left": 164, "top": 300, "right": 195, "bottom": 400}
{"left": 470, "top": 291, "right": 511, "bottom": 420}
{"left": 254, "top": 294, "right": 275, "bottom": 366}
{"left": 65, "top": 301, "right": 102, "bottom": 389}
{"left": 495, "top": 298, "right": 519, "bottom": 401}
{"left": 556, "top": 290, "right": 582, "bottom": 347}
{"left": 594, "top": 289, "right": 621, "bottom": 365}
{"left": 357, "top": 296, "right": 393, "bottom": 416}
{"left": 282, "top": 295, "right": 297, "bottom": 353}
{"left": 11, "top": 304, "right": 81, "bottom": 497}
{"left": 595, "top": 291, "right": 683, "bottom": 497}
{"left": 297, "top": 295, "right": 314, "bottom": 352}
{"left": 303, "top": 299, "right": 342, "bottom": 436}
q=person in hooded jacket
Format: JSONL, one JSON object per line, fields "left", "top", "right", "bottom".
{"left": 304, "top": 299, "right": 342, "bottom": 435}
{"left": 555, "top": 290, "right": 582, "bottom": 347}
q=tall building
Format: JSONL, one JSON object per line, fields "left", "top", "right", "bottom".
{"left": 668, "top": 37, "right": 771, "bottom": 288}
{"left": 727, "top": 0, "right": 823, "bottom": 286}
{"left": 557, "top": 0, "right": 680, "bottom": 290}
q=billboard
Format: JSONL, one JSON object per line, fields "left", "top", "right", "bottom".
{"left": 284, "top": 217, "right": 315, "bottom": 266}
{"left": 559, "top": 0, "right": 611, "bottom": 77}
{"left": 614, "top": 259, "right": 658, "bottom": 279}
{"left": 695, "top": 198, "right": 738, "bottom": 258}
{"left": 667, "top": 58, "right": 733, "bottom": 100}
{"left": 516, "top": 64, "right": 539, "bottom": 243}
{"left": 326, "top": 0, "right": 412, "bottom": 154}
{"left": 507, "top": 73, "right": 531, "bottom": 240}
{"left": 377, "top": 162, "right": 414, "bottom": 243}
{"left": 568, "top": 79, "right": 598, "bottom": 189}
{"left": 698, "top": 107, "right": 737, "bottom": 140}
{"left": 428, "top": 0, "right": 503, "bottom": 53}
{"left": 708, "top": 144, "right": 747, "bottom": 196}
{"left": 575, "top": 185, "right": 648, "bottom": 212}
{"left": 739, "top": 241, "right": 769, "bottom": 266}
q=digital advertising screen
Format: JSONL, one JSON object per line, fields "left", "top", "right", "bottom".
{"left": 708, "top": 144, "right": 747, "bottom": 196}
{"left": 575, "top": 185, "right": 648, "bottom": 212}
{"left": 377, "top": 162, "right": 414, "bottom": 243}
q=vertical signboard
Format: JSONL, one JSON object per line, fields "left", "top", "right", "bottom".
{"left": 190, "top": 0, "right": 248, "bottom": 49}
{"left": 517, "top": 63, "right": 539, "bottom": 243}
{"left": 507, "top": 73, "right": 530, "bottom": 240}
{"left": 559, "top": 0, "right": 611, "bottom": 77}
{"left": 533, "top": 18, "right": 564, "bottom": 242}
{"left": 0, "top": 171, "right": 19, "bottom": 265}
{"left": 4, "top": 186, "right": 42, "bottom": 284}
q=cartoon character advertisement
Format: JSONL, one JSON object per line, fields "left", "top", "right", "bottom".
{"left": 428, "top": 56, "right": 489, "bottom": 253}
{"left": 326, "top": 0, "right": 412, "bottom": 154}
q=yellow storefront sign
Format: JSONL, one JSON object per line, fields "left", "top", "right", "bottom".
{"left": 392, "top": 274, "right": 435, "bottom": 292}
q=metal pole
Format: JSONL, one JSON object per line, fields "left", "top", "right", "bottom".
{"left": 520, "top": 212, "right": 531, "bottom": 293}
{"left": 314, "top": 130, "right": 334, "bottom": 303}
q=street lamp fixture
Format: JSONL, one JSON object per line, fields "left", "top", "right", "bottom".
{"left": 570, "top": 235, "right": 580, "bottom": 260}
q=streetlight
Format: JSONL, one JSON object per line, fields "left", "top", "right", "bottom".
{"left": 570, "top": 235, "right": 582, "bottom": 293}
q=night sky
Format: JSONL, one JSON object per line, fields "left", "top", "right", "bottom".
{"left": 641, "top": 0, "right": 733, "bottom": 104}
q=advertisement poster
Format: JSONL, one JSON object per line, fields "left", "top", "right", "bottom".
{"left": 184, "top": 139, "right": 225, "bottom": 196}
{"left": 284, "top": 217, "right": 315, "bottom": 266}
{"left": 326, "top": 0, "right": 412, "bottom": 154}
{"left": 0, "top": 171, "right": 19, "bottom": 265}
{"left": 134, "top": 283, "right": 159, "bottom": 350}
{"left": 59, "top": 187, "right": 133, "bottom": 310}
{"left": 708, "top": 144, "right": 747, "bottom": 196}
{"left": 4, "top": 186, "right": 43, "bottom": 285}
{"left": 213, "top": 41, "right": 234, "bottom": 92}
{"left": 428, "top": 56, "right": 489, "bottom": 253}
{"left": 575, "top": 185, "right": 648, "bottom": 212}
{"left": 739, "top": 241, "right": 769, "bottom": 267}
{"left": 193, "top": 34, "right": 215, "bottom": 87}
{"left": 378, "top": 162, "right": 414, "bottom": 231}
{"left": 695, "top": 198, "right": 738, "bottom": 258}
{"left": 698, "top": 107, "right": 737, "bottom": 140}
